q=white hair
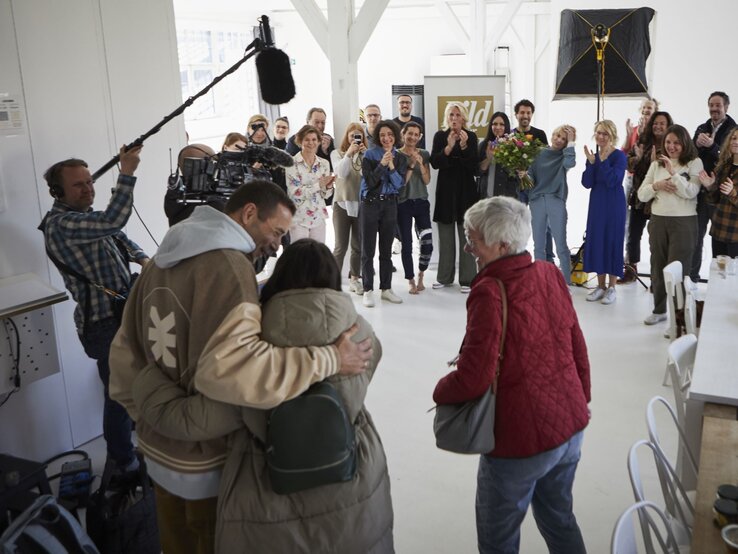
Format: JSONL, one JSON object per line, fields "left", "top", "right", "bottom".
{"left": 442, "top": 102, "right": 469, "bottom": 130}
{"left": 463, "top": 197, "right": 531, "bottom": 254}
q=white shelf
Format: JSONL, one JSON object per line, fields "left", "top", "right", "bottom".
{"left": 0, "top": 273, "right": 68, "bottom": 319}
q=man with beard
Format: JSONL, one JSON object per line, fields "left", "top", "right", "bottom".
{"left": 690, "top": 91, "right": 736, "bottom": 281}
{"left": 393, "top": 94, "right": 425, "bottom": 149}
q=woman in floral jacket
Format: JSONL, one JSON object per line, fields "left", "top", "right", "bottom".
{"left": 285, "top": 124, "right": 336, "bottom": 242}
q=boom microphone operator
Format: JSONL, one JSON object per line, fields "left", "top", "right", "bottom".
{"left": 255, "top": 15, "right": 296, "bottom": 105}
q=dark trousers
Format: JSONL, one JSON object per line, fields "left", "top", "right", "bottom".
{"left": 154, "top": 484, "right": 217, "bottom": 554}
{"left": 690, "top": 192, "right": 714, "bottom": 280}
{"left": 712, "top": 237, "right": 738, "bottom": 257}
{"left": 79, "top": 317, "right": 135, "bottom": 468}
{"left": 397, "top": 199, "right": 433, "bottom": 279}
{"left": 360, "top": 197, "right": 397, "bottom": 291}
{"left": 625, "top": 208, "right": 649, "bottom": 265}
{"left": 648, "top": 215, "right": 697, "bottom": 314}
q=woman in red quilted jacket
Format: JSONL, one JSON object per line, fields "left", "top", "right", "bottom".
{"left": 433, "top": 196, "right": 591, "bottom": 554}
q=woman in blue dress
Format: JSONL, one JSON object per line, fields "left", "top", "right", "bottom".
{"left": 582, "top": 120, "right": 628, "bottom": 305}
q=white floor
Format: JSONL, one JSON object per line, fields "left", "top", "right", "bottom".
{"left": 67, "top": 253, "right": 691, "bottom": 553}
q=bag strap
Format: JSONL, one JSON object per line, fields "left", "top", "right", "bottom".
{"left": 491, "top": 277, "right": 508, "bottom": 395}
{"left": 44, "top": 244, "right": 126, "bottom": 301}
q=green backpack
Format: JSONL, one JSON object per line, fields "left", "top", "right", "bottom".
{"left": 266, "top": 381, "right": 357, "bottom": 495}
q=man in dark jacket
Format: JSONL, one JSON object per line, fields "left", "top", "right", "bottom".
{"left": 691, "top": 91, "right": 736, "bottom": 281}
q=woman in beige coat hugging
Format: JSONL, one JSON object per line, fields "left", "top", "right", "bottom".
{"left": 130, "top": 239, "right": 394, "bottom": 554}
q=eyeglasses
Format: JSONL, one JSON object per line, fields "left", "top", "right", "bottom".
{"left": 398, "top": 101, "right": 411, "bottom": 105}
{"left": 366, "top": 113, "right": 381, "bottom": 118}
{"left": 464, "top": 232, "right": 477, "bottom": 250}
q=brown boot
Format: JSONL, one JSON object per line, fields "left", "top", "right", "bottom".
{"left": 617, "top": 264, "right": 637, "bottom": 284}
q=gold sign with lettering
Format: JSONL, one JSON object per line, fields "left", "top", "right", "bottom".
{"left": 437, "top": 96, "right": 496, "bottom": 140}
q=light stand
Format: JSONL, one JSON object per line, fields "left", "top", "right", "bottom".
{"left": 91, "top": 35, "right": 267, "bottom": 181}
{"left": 590, "top": 23, "right": 610, "bottom": 126}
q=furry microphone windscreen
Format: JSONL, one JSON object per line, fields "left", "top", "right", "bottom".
{"left": 255, "top": 48, "right": 296, "bottom": 105}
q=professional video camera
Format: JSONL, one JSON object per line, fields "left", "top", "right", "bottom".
{"left": 172, "top": 145, "right": 294, "bottom": 204}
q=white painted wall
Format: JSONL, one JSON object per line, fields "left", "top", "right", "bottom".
{"left": 0, "top": 0, "right": 183, "bottom": 460}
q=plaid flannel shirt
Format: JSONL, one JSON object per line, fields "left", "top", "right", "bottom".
{"left": 41, "top": 174, "right": 147, "bottom": 331}
{"left": 710, "top": 165, "right": 738, "bottom": 243}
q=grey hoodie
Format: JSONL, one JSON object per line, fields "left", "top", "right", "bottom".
{"left": 154, "top": 205, "right": 255, "bottom": 269}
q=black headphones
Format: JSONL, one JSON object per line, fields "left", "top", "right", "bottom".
{"left": 49, "top": 180, "right": 64, "bottom": 199}
{"left": 44, "top": 159, "right": 90, "bottom": 200}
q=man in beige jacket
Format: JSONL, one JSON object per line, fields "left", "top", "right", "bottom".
{"left": 109, "top": 180, "right": 371, "bottom": 554}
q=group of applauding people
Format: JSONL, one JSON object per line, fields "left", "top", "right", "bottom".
{"left": 581, "top": 92, "right": 738, "bottom": 326}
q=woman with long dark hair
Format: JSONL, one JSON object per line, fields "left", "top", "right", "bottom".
{"left": 638, "top": 124, "right": 703, "bottom": 325}
{"left": 700, "top": 127, "right": 738, "bottom": 257}
{"left": 478, "top": 112, "right": 518, "bottom": 198}
{"left": 619, "top": 111, "right": 673, "bottom": 282}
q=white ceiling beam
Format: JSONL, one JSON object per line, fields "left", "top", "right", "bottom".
{"left": 535, "top": 35, "right": 549, "bottom": 63}
{"left": 469, "top": 0, "right": 486, "bottom": 73}
{"left": 272, "top": 1, "right": 550, "bottom": 18}
{"left": 484, "top": 0, "right": 524, "bottom": 58}
{"left": 434, "top": 0, "right": 470, "bottom": 49}
{"left": 349, "top": 0, "right": 390, "bottom": 61}
{"left": 289, "top": 0, "right": 330, "bottom": 56}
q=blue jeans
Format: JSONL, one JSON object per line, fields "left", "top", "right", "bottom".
{"left": 529, "top": 195, "right": 571, "bottom": 283}
{"left": 476, "top": 431, "right": 586, "bottom": 554}
{"left": 79, "top": 317, "right": 135, "bottom": 468}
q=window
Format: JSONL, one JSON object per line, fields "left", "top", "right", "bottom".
{"left": 176, "top": 26, "right": 259, "bottom": 124}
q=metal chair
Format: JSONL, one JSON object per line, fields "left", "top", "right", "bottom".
{"left": 611, "top": 500, "right": 684, "bottom": 554}
{"left": 661, "top": 261, "right": 684, "bottom": 385}
{"left": 666, "top": 335, "right": 697, "bottom": 432}
{"left": 627, "top": 440, "right": 693, "bottom": 549}
{"left": 682, "top": 277, "right": 700, "bottom": 337}
{"left": 645, "top": 396, "right": 699, "bottom": 515}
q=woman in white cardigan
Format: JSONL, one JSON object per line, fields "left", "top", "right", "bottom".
{"left": 637, "top": 124, "right": 703, "bottom": 325}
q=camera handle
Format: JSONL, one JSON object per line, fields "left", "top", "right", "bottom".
{"left": 91, "top": 37, "right": 264, "bottom": 182}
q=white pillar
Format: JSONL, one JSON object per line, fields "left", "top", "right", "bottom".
{"left": 290, "top": 0, "right": 389, "bottom": 137}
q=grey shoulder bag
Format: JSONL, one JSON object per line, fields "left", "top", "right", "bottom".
{"left": 433, "top": 278, "right": 508, "bottom": 454}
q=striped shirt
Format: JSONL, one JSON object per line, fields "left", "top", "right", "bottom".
{"left": 41, "top": 175, "right": 147, "bottom": 331}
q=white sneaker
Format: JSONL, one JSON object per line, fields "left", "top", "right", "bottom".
{"left": 432, "top": 282, "right": 450, "bottom": 290}
{"left": 392, "top": 238, "right": 402, "bottom": 254}
{"left": 460, "top": 286, "right": 471, "bottom": 293}
{"left": 586, "top": 287, "right": 605, "bottom": 302}
{"left": 362, "top": 291, "right": 375, "bottom": 307}
{"left": 381, "top": 289, "right": 403, "bottom": 304}
{"left": 349, "top": 279, "right": 364, "bottom": 295}
{"left": 644, "top": 312, "right": 667, "bottom": 325}
{"left": 600, "top": 287, "right": 616, "bottom": 305}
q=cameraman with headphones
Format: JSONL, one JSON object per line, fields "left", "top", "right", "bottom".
{"left": 39, "top": 144, "right": 149, "bottom": 476}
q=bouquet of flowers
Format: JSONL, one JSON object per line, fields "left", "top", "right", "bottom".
{"left": 493, "top": 132, "right": 544, "bottom": 190}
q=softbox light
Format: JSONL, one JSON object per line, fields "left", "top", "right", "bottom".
{"left": 554, "top": 8, "right": 655, "bottom": 99}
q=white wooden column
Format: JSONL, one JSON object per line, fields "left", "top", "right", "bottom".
{"left": 469, "top": 0, "right": 486, "bottom": 73}
{"left": 289, "top": 0, "right": 389, "bottom": 136}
